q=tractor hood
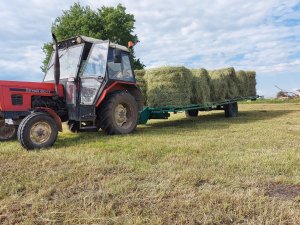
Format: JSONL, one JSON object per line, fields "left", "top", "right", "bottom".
{"left": 0, "top": 80, "right": 64, "bottom": 111}
{"left": 0, "top": 80, "right": 64, "bottom": 96}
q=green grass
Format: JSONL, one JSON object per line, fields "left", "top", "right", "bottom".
{"left": 1, "top": 103, "right": 300, "bottom": 224}
{"left": 240, "top": 98, "right": 300, "bottom": 104}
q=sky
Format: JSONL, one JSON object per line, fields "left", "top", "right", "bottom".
{"left": 0, "top": 0, "right": 300, "bottom": 97}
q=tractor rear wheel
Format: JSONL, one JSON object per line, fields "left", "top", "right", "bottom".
{"left": 185, "top": 109, "right": 199, "bottom": 118}
{"left": 98, "top": 91, "right": 138, "bottom": 135}
{"left": 17, "top": 112, "right": 58, "bottom": 150}
{"left": 0, "top": 120, "right": 17, "bottom": 141}
{"left": 224, "top": 102, "right": 238, "bottom": 117}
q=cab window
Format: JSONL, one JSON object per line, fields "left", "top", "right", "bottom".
{"left": 82, "top": 43, "right": 108, "bottom": 79}
{"left": 44, "top": 44, "right": 84, "bottom": 81}
{"left": 107, "top": 48, "right": 134, "bottom": 82}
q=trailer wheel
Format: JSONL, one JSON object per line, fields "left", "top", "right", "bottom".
{"left": 185, "top": 109, "right": 199, "bottom": 118}
{"left": 0, "top": 120, "right": 17, "bottom": 141}
{"left": 17, "top": 112, "right": 58, "bottom": 150}
{"left": 224, "top": 102, "right": 238, "bottom": 117}
{"left": 98, "top": 91, "right": 138, "bottom": 135}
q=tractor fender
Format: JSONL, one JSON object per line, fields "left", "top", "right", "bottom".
{"left": 96, "top": 81, "right": 144, "bottom": 111}
{"left": 33, "top": 107, "right": 63, "bottom": 132}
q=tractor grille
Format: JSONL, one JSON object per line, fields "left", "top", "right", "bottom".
{"left": 11, "top": 94, "right": 23, "bottom": 105}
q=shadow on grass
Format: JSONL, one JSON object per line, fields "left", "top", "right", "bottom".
{"left": 136, "top": 109, "right": 297, "bottom": 132}
{"left": 54, "top": 109, "right": 296, "bottom": 148}
{"left": 54, "top": 130, "right": 108, "bottom": 148}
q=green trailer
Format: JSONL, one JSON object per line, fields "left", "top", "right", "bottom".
{"left": 139, "top": 96, "right": 259, "bottom": 124}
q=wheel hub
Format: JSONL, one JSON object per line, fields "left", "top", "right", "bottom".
{"left": 30, "top": 122, "right": 52, "bottom": 145}
{"left": 115, "top": 104, "right": 128, "bottom": 127}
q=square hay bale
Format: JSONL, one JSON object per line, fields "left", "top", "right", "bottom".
{"left": 236, "top": 70, "right": 249, "bottom": 97}
{"left": 134, "top": 70, "right": 147, "bottom": 103}
{"left": 190, "top": 68, "right": 211, "bottom": 104}
{"left": 145, "top": 66, "right": 193, "bottom": 107}
{"left": 245, "top": 71, "right": 257, "bottom": 96}
{"left": 209, "top": 67, "right": 238, "bottom": 101}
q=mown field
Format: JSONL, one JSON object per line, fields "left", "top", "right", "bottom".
{"left": 1, "top": 103, "right": 300, "bottom": 224}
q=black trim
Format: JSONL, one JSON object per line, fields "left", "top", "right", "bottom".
{"left": 9, "top": 88, "right": 55, "bottom": 94}
{"left": 3, "top": 111, "right": 30, "bottom": 119}
{"left": 10, "top": 88, "right": 26, "bottom": 92}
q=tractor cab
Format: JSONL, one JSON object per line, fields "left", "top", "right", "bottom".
{"left": 43, "top": 36, "right": 137, "bottom": 128}
{"left": 0, "top": 34, "right": 142, "bottom": 150}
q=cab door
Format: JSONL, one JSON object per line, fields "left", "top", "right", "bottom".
{"left": 79, "top": 42, "right": 109, "bottom": 121}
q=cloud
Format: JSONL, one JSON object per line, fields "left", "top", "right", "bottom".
{"left": 0, "top": 0, "right": 299, "bottom": 97}
{"left": 122, "top": 0, "right": 300, "bottom": 73}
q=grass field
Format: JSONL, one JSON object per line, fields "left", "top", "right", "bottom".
{"left": 1, "top": 103, "right": 300, "bottom": 224}
{"left": 240, "top": 98, "right": 300, "bottom": 104}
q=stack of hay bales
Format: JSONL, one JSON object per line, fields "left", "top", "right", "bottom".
{"left": 236, "top": 70, "right": 248, "bottom": 97}
{"left": 245, "top": 71, "right": 256, "bottom": 96}
{"left": 135, "top": 66, "right": 256, "bottom": 106}
{"left": 209, "top": 67, "right": 238, "bottom": 101}
{"left": 190, "top": 68, "right": 211, "bottom": 104}
{"left": 134, "top": 70, "right": 147, "bottom": 103}
{"left": 145, "top": 66, "right": 193, "bottom": 107}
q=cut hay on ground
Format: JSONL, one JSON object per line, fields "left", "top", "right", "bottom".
{"left": 209, "top": 67, "right": 238, "bottom": 101}
{"left": 145, "top": 66, "right": 192, "bottom": 107}
{"left": 236, "top": 70, "right": 248, "bottom": 97}
{"left": 245, "top": 71, "right": 257, "bottom": 96}
{"left": 134, "top": 70, "right": 147, "bottom": 103}
{"left": 190, "top": 69, "right": 211, "bottom": 104}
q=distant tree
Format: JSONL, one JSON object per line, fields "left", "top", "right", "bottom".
{"left": 41, "top": 3, "right": 144, "bottom": 72}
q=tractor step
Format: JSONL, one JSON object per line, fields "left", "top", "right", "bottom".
{"left": 79, "top": 126, "right": 98, "bottom": 130}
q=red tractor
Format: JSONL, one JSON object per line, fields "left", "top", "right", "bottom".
{"left": 0, "top": 34, "right": 143, "bottom": 150}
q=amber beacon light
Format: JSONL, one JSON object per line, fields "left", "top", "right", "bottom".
{"left": 128, "top": 41, "right": 134, "bottom": 49}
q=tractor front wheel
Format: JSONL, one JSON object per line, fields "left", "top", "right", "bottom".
{"left": 17, "top": 112, "right": 58, "bottom": 150}
{"left": 98, "top": 91, "right": 138, "bottom": 135}
{"left": 0, "top": 120, "right": 17, "bottom": 141}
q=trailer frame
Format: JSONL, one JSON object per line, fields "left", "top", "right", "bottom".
{"left": 139, "top": 95, "right": 258, "bottom": 124}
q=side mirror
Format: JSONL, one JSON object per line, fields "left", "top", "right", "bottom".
{"left": 114, "top": 49, "right": 122, "bottom": 63}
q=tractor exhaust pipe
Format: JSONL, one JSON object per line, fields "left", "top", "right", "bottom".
{"left": 52, "top": 33, "right": 60, "bottom": 96}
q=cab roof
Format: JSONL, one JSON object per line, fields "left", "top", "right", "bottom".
{"left": 57, "top": 36, "right": 130, "bottom": 52}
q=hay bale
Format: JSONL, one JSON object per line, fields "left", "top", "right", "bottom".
{"left": 226, "top": 68, "right": 239, "bottom": 99}
{"left": 145, "top": 66, "right": 193, "bottom": 107}
{"left": 134, "top": 70, "right": 147, "bottom": 103}
{"left": 209, "top": 67, "right": 238, "bottom": 101}
{"left": 209, "top": 70, "right": 228, "bottom": 101}
{"left": 245, "top": 71, "right": 256, "bottom": 96}
{"left": 236, "top": 70, "right": 248, "bottom": 97}
{"left": 190, "top": 68, "right": 211, "bottom": 104}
